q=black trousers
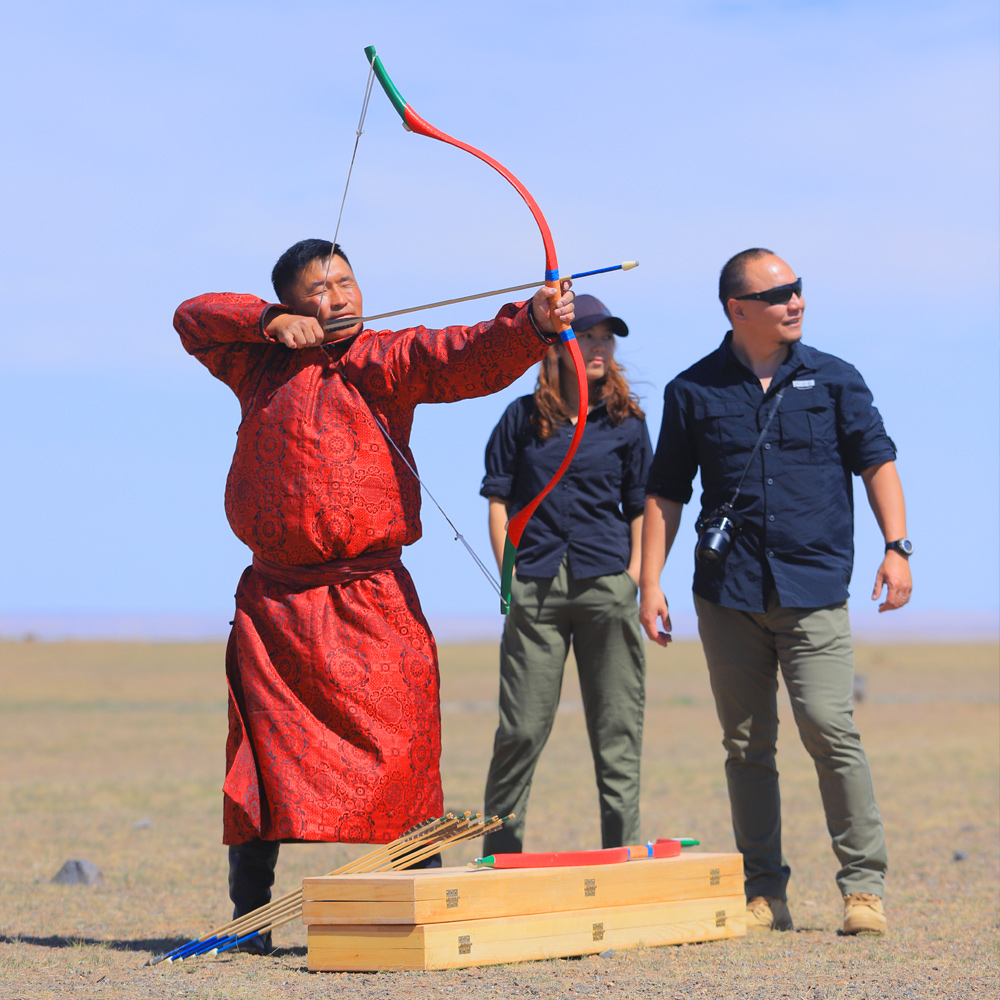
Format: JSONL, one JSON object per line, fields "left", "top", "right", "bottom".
{"left": 228, "top": 840, "right": 281, "bottom": 918}
{"left": 227, "top": 840, "right": 281, "bottom": 954}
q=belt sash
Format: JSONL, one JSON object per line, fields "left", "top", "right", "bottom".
{"left": 250, "top": 547, "right": 403, "bottom": 590}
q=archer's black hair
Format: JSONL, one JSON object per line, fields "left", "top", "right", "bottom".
{"left": 718, "top": 247, "right": 774, "bottom": 320}
{"left": 271, "top": 239, "right": 352, "bottom": 303}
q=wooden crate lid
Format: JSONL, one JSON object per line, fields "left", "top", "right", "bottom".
{"left": 302, "top": 852, "right": 742, "bottom": 925}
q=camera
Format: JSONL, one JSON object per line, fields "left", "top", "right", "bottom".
{"left": 695, "top": 503, "right": 741, "bottom": 567}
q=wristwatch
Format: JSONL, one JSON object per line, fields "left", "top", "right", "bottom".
{"left": 885, "top": 538, "right": 913, "bottom": 558}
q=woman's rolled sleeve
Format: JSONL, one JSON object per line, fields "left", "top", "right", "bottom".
{"left": 480, "top": 398, "right": 528, "bottom": 500}
{"left": 621, "top": 419, "right": 654, "bottom": 520}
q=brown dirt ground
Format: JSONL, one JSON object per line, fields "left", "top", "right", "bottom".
{"left": 0, "top": 637, "right": 997, "bottom": 999}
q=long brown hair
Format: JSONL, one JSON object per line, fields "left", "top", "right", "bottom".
{"left": 529, "top": 346, "right": 644, "bottom": 441}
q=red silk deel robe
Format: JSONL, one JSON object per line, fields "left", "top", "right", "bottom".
{"left": 175, "top": 293, "right": 549, "bottom": 844}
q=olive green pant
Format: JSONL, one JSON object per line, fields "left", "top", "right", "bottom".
{"left": 694, "top": 592, "right": 888, "bottom": 899}
{"left": 483, "top": 562, "right": 646, "bottom": 855}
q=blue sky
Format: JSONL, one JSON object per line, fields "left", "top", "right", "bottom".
{"left": 1, "top": 1, "right": 997, "bottom": 640}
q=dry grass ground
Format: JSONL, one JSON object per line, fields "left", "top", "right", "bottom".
{"left": 0, "top": 637, "right": 996, "bottom": 999}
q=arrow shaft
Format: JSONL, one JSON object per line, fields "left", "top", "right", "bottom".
{"left": 324, "top": 261, "right": 638, "bottom": 333}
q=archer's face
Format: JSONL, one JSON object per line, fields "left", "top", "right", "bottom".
{"left": 286, "top": 255, "right": 364, "bottom": 339}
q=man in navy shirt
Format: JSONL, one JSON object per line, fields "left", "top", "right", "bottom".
{"left": 639, "top": 248, "right": 912, "bottom": 936}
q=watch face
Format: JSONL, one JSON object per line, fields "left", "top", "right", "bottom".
{"left": 899, "top": 539, "right": 913, "bottom": 556}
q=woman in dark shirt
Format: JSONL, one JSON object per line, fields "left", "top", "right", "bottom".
{"left": 481, "top": 295, "right": 653, "bottom": 854}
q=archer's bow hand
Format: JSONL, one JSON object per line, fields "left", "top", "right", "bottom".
{"left": 531, "top": 280, "right": 575, "bottom": 335}
{"left": 266, "top": 311, "right": 328, "bottom": 349}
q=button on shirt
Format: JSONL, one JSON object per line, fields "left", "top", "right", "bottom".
{"left": 646, "top": 334, "right": 896, "bottom": 612}
{"left": 482, "top": 396, "right": 653, "bottom": 579}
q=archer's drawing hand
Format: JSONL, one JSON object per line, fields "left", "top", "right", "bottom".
{"left": 639, "top": 584, "right": 673, "bottom": 647}
{"left": 267, "top": 312, "right": 327, "bottom": 349}
{"left": 872, "top": 550, "right": 912, "bottom": 612}
{"left": 531, "top": 280, "right": 574, "bottom": 335}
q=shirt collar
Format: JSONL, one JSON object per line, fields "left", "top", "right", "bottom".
{"left": 719, "top": 331, "right": 815, "bottom": 382}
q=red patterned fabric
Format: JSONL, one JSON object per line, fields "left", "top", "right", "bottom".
{"left": 175, "top": 293, "right": 548, "bottom": 844}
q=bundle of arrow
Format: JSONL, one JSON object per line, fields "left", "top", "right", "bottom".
{"left": 148, "top": 813, "right": 500, "bottom": 964}
{"left": 302, "top": 841, "right": 745, "bottom": 971}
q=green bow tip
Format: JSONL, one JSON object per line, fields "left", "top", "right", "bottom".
{"left": 363, "top": 45, "right": 409, "bottom": 123}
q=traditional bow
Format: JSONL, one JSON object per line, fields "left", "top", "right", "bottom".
{"left": 363, "top": 45, "right": 588, "bottom": 614}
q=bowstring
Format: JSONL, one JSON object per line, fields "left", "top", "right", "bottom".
{"left": 367, "top": 409, "right": 502, "bottom": 598}
{"left": 315, "top": 59, "right": 376, "bottom": 318}
{"left": 320, "top": 59, "right": 502, "bottom": 599}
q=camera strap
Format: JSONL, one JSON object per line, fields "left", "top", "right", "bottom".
{"left": 729, "top": 387, "right": 786, "bottom": 504}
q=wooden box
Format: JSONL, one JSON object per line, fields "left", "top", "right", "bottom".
{"left": 303, "top": 852, "right": 744, "bottom": 971}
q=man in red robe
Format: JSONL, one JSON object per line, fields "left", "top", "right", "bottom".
{"left": 175, "top": 239, "right": 574, "bottom": 948}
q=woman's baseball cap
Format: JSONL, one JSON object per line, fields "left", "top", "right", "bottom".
{"left": 570, "top": 294, "right": 629, "bottom": 337}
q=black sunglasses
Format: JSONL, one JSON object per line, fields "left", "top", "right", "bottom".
{"left": 734, "top": 278, "right": 803, "bottom": 306}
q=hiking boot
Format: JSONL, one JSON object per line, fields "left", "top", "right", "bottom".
{"left": 843, "top": 893, "right": 887, "bottom": 935}
{"left": 745, "top": 896, "right": 794, "bottom": 932}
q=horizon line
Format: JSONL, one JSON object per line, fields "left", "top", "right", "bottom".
{"left": 1, "top": 609, "right": 997, "bottom": 645}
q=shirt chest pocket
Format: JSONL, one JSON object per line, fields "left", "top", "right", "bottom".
{"left": 777, "top": 388, "right": 837, "bottom": 463}
{"left": 692, "top": 399, "right": 752, "bottom": 481}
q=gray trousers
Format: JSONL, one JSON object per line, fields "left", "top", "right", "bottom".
{"left": 484, "top": 561, "right": 646, "bottom": 854}
{"left": 694, "top": 592, "right": 887, "bottom": 900}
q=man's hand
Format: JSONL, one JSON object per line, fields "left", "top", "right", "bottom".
{"left": 531, "top": 281, "right": 574, "bottom": 335}
{"left": 861, "top": 461, "right": 912, "bottom": 612}
{"left": 638, "top": 496, "right": 682, "bottom": 648}
{"left": 639, "top": 585, "right": 673, "bottom": 646}
{"left": 266, "top": 311, "right": 327, "bottom": 349}
{"left": 872, "top": 550, "right": 912, "bottom": 612}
